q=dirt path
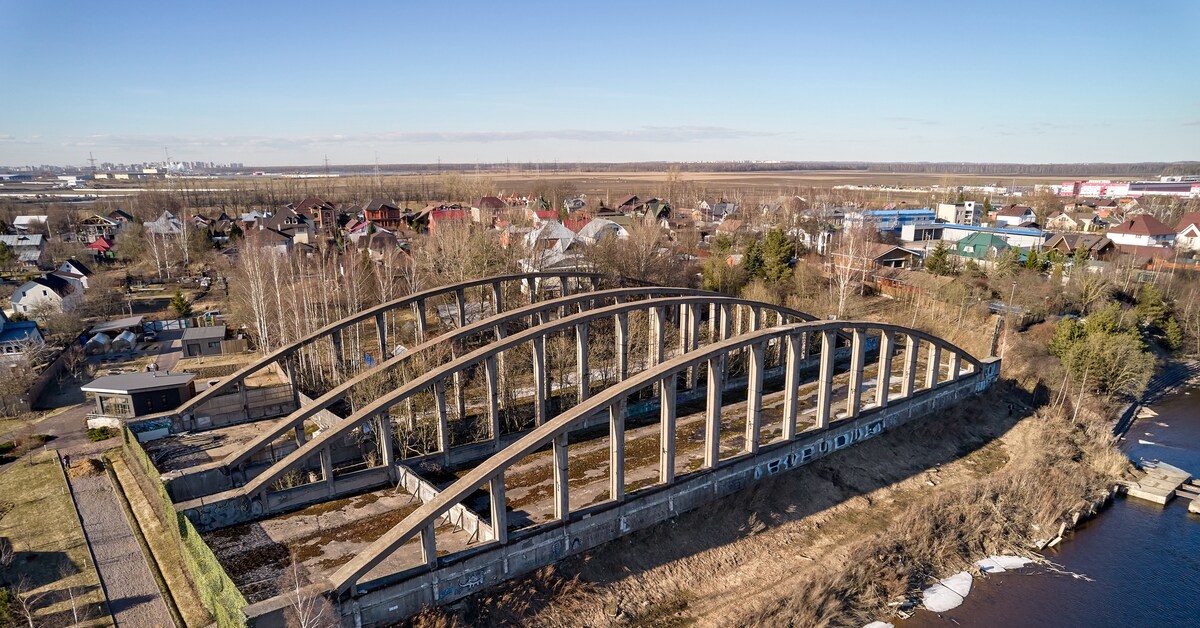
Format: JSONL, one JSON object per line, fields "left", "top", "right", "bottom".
{"left": 69, "top": 472, "right": 175, "bottom": 628}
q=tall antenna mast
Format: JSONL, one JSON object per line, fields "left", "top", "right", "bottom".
{"left": 324, "top": 154, "right": 330, "bottom": 176}
{"left": 88, "top": 152, "right": 97, "bottom": 175}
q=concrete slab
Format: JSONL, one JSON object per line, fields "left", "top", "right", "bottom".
{"left": 1124, "top": 462, "right": 1191, "bottom": 505}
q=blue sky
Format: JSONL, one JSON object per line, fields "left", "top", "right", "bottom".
{"left": 2, "top": 0, "right": 1197, "bottom": 166}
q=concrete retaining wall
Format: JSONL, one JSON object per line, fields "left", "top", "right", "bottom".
{"left": 395, "top": 465, "right": 492, "bottom": 542}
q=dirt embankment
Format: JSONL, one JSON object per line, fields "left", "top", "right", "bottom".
{"left": 408, "top": 375, "right": 1129, "bottom": 628}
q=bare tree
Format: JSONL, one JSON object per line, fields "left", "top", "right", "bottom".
{"left": 829, "top": 224, "right": 873, "bottom": 319}
{"left": 280, "top": 553, "right": 337, "bottom": 628}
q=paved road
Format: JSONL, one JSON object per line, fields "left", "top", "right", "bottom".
{"left": 0, "top": 404, "right": 105, "bottom": 474}
{"left": 69, "top": 471, "right": 175, "bottom": 628}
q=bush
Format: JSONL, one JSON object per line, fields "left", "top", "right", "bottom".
{"left": 0, "top": 442, "right": 14, "bottom": 455}
{"left": 87, "top": 427, "right": 117, "bottom": 442}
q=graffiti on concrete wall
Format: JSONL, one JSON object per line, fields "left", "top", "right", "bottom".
{"left": 754, "top": 419, "right": 884, "bottom": 480}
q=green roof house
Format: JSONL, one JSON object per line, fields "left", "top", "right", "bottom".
{"left": 953, "top": 232, "right": 1010, "bottom": 260}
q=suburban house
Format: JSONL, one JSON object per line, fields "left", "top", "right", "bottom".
{"left": 428, "top": 208, "right": 470, "bottom": 234}
{"left": 81, "top": 371, "right": 197, "bottom": 428}
{"left": 0, "top": 311, "right": 44, "bottom": 362}
{"left": 473, "top": 196, "right": 508, "bottom": 224}
{"left": 1175, "top": 213, "right": 1200, "bottom": 251}
{"left": 0, "top": 234, "right": 47, "bottom": 268}
{"left": 260, "top": 208, "right": 314, "bottom": 244}
{"left": 953, "top": 232, "right": 1011, "bottom": 261}
{"left": 78, "top": 214, "right": 123, "bottom": 242}
{"left": 364, "top": 199, "right": 408, "bottom": 230}
{"left": 994, "top": 204, "right": 1036, "bottom": 227}
{"left": 1106, "top": 214, "right": 1175, "bottom": 249}
{"left": 11, "top": 274, "right": 82, "bottom": 316}
{"left": 291, "top": 197, "right": 338, "bottom": 235}
{"left": 563, "top": 195, "right": 588, "bottom": 211}
{"left": 51, "top": 259, "right": 93, "bottom": 293}
{"left": 525, "top": 220, "right": 577, "bottom": 253}
{"left": 12, "top": 215, "right": 48, "bottom": 234}
{"left": 936, "top": 201, "right": 983, "bottom": 226}
{"left": 575, "top": 218, "right": 629, "bottom": 245}
{"left": 1044, "top": 234, "right": 1114, "bottom": 260}
{"left": 1046, "top": 210, "right": 1106, "bottom": 233}
{"left": 145, "top": 210, "right": 184, "bottom": 237}
{"left": 86, "top": 237, "right": 115, "bottom": 260}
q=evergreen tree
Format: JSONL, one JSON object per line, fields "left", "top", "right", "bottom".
{"left": 1165, "top": 316, "right": 1184, "bottom": 350}
{"left": 760, "top": 228, "right": 793, "bottom": 282}
{"left": 1024, "top": 249, "right": 1041, "bottom": 271}
{"left": 743, "top": 239, "right": 764, "bottom": 278}
{"left": 1135, "top": 284, "right": 1168, "bottom": 327}
{"left": 924, "top": 241, "right": 954, "bottom": 276}
{"left": 170, "top": 289, "right": 193, "bottom": 318}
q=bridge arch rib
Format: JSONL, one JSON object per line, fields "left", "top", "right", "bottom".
{"left": 320, "top": 319, "right": 994, "bottom": 602}
{"left": 175, "top": 294, "right": 826, "bottom": 522}
{"left": 142, "top": 271, "right": 654, "bottom": 434}
{"left": 165, "top": 285, "right": 796, "bottom": 500}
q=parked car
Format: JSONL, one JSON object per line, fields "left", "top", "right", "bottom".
{"left": 142, "top": 330, "right": 158, "bottom": 342}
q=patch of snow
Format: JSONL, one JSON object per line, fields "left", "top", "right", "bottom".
{"left": 922, "top": 571, "right": 972, "bottom": 612}
{"left": 863, "top": 622, "right": 894, "bottom": 628}
{"left": 1138, "top": 439, "right": 1159, "bottom": 446}
{"left": 976, "top": 555, "right": 1033, "bottom": 573}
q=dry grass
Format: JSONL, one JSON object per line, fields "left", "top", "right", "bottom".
{"left": 108, "top": 452, "right": 213, "bottom": 627}
{"left": 0, "top": 451, "right": 109, "bottom": 627}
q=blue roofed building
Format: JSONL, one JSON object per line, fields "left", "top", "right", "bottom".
{"left": 844, "top": 208, "right": 936, "bottom": 234}
{"left": 0, "top": 311, "right": 45, "bottom": 361}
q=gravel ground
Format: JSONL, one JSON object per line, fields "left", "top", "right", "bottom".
{"left": 70, "top": 471, "right": 175, "bottom": 628}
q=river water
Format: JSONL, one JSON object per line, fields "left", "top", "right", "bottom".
{"left": 903, "top": 383, "right": 1200, "bottom": 627}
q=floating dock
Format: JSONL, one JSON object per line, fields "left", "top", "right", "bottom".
{"left": 1122, "top": 462, "right": 1192, "bottom": 505}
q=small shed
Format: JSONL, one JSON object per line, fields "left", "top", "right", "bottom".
{"left": 111, "top": 330, "right": 138, "bottom": 352}
{"left": 84, "top": 332, "right": 112, "bottom": 354}
{"left": 182, "top": 325, "right": 226, "bottom": 357}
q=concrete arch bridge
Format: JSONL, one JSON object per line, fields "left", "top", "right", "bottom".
{"left": 138, "top": 273, "right": 998, "bottom": 627}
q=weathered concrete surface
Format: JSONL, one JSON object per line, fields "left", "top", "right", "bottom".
{"left": 240, "top": 357, "right": 998, "bottom": 628}
{"left": 1124, "top": 462, "right": 1191, "bottom": 505}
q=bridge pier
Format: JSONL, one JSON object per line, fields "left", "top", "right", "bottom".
{"left": 925, "top": 342, "right": 941, "bottom": 389}
{"left": 489, "top": 475, "right": 508, "bottom": 544}
{"left": 552, "top": 433, "right": 569, "bottom": 520}
{"left": 648, "top": 306, "right": 665, "bottom": 367}
{"left": 576, "top": 322, "right": 589, "bottom": 404}
{"left": 455, "top": 288, "right": 467, "bottom": 328}
{"left": 782, "top": 334, "right": 801, "bottom": 441}
{"left": 704, "top": 355, "right": 724, "bottom": 468}
{"left": 434, "top": 380, "right": 450, "bottom": 462}
{"left": 610, "top": 400, "right": 626, "bottom": 501}
{"left": 902, "top": 335, "right": 919, "bottom": 397}
{"left": 745, "top": 342, "right": 764, "bottom": 454}
{"left": 659, "top": 376, "right": 677, "bottom": 484}
{"left": 816, "top": 329, "right": 836, "bottom": 428}
{"left": 615, "top": 312, "right": 629, "bottom": 382}
{"left": 376, "top": 312, "right": 388, "bottom": 360}
{"left": 876, "top": 331, "right": 895, "bottom": 408}
{"left": 414, "top": 300, "right": 427, "bottom": 343}
{"left": 484, "top": 356, "right": 500, "bottom": 441}
{"left": 532, "top": 336, "right": 547, "bottom": 425}
{"left": 846, "top": 329, "right": 867, "bottom": 418}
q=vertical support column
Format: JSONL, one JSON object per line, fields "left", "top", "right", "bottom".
{"left": 901, "top": 335, "right": 919, "bottom": 397}
{"left": 434, "top": 379, "right": 450, "bottom": 458}
{"left": 420, "top": 523, "right": 437, "bottom": 569}
{"left": 686, "top": 303, "right": 700, "bottom": 388}
{"left": 532, "top": 336, "right": 547, "bottom": 425}
{"left": 282, "top": 356, "right": 301, "bottom": 411}
{"left": 489, "top": 474, "right": 507, "bottom": 544}
{"left": 575, "top": 321, "right": 589, "bottom": 403}
{"left": 375, "top": 312, "right": 388, "bottom": 361}
{"left": 709, "top": 302, "right": 718, "bottom": 342}
{"left": 330, "top": 330, "right": 345, "bottom": 372}
{"left": 379, "top": 415, "right": 396, "bottom": 482}
{"left": 782, "top": 334, "right": 801, "bottom": 440}
{"left": 704, "top": 355, "right": 724, "bottom": 469}
{"left": 552, "top": 433, "right": 569, "bottom": 521}
{"left": 414, "top": 299, "right": 427, "bottom": 343}
{"left": 525, "top": 277, "right": 537, "bottom": 304}
{"left": 718, "top": 303, "right": 732, "bottom": 340}
{"left": 876, "top": 331, "right": 895, "bottom": 408}
{"left": 749, "top": 306, "right": 761, "bottom": 332}
{"left": 659, "top": 375, "right": 677, "bottom": 484}
{"left": 454, "top": 288, "right": 466, "bottom": 328}
{"left": 648, "top": 306, "right": 665, "bottom": 367}
{"left": 484, "top": 356, "right": 499, "bottom": 441}
{"left": 491, "top": 281, "right": 504, "bottom": 315}
{"left": 614, "top": 311, "right": 629, "bottom": 382}
{"left": 609, "top": 400, "right": 625, "bottom": 502}
{"left": 948, "top": 352, "right": 962, "bottom": 382}
{"left": 745, "top": 342, "right": 764, "bottom": 454}
{"left": 816, "top": 329, "right": 836, "bottom": 429}
{"left": 925, "top": 342, "right": 941, "bottom": 389}
{"left": 495, "top": 326, "right": 508, "bottom": 410}
{"left": 320, "top": 447, "right": 335, "bottom": 495}
{"left": 846, "top": 329, "right": 867, "bottom": 419}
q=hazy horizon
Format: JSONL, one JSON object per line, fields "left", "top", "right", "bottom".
{"left": 3, "top": 0, "right": 1198, "bottom": 167}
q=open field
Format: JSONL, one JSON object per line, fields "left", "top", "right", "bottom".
{"left": 0, "top": 451, "right": 109, "bottom": 626}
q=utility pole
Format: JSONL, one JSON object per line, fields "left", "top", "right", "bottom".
{"left": 324, "top": 155, "right": 330, "bottom": 176}
{"left": 87, "top": 152, "right": 97, "bottom": 176}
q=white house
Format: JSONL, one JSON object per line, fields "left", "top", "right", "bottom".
{"left": 994, "top": 204, "right": 1036, "bottom": 227}
{"left": 53, "top": 259, "right": 93, "bottom": 290}
{"left": 1106, "top": 215, "right": 1176, "bottom": 248}
{"left": 11, "top": 274, "right": 82, "bottom": 316}
{"left": 1176, "top": 213, "right": 1200, "bottom": 251}
{"left": 0, "top": 311, "right": 44, "bottom": 363}
{"left": 0, "top": 234, "right": 47, "bottom": 269}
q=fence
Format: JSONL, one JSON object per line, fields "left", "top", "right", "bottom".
{"left": 121, "top": 427, "right": 248, "bottom": 628}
